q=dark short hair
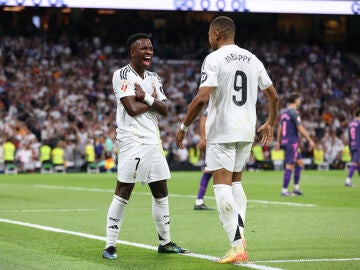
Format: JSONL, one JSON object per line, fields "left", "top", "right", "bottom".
{"left": 355, "top": 109, "right": 360, "bottom": 117}
{"left": 288, "top": 92, "right": 300, "bottom": 103}
{"left": 126, "top": 33, "right": 151, "bottom": 54}
{"left": 210, "top": 16, "right": 235, "bottom": 37}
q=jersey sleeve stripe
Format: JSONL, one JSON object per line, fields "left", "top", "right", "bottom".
{"left": 119, "top": 66, "right": 130, "bottom": 80}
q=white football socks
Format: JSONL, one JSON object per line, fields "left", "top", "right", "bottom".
{"left": 232, "top": 181, "right": 247, "bottom": 235}
{"left": 195, "top": 199, "right": 204, "bottom": 205}
{"left": 152, "top": 196, "right": 170, "bottom": 245}
{"left": 345, "top": 177, "right": 351, "bottom": 185}
{"left": 105, "top": 195, "right": 127, "bottom": 249}
{"left": 214, "top": 184, "right": 241, "bottom": 247}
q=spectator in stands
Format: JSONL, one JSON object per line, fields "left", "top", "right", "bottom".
{"left": 270, "top": 145, "right": 285, "bottom": 170}
{"left": 345, "top": 109, "right": 360, "bottom": 187}
{"left": 252, "top": 141, "right": 265, "bottom": 170}
{"left": 102, "top": 33, "right": 188, "bottom": 260}
{"left": 85, "top": 139, "right": 96, "bottom": 166}
{"left": 51, "top": 141, "right": 65, "bottom": 167}
{"left": 0, "top": 138, "right": 4, "bottom": 168}
{"left": 340, "top": 144, "right": 351, "bottom": 170}
{"left": 187, "top": 136, "right": 201, "bottom": 166}
{"left": 3, "top": 137, "right": 16, "bottom": 165}
{"left": 16, "top": 142, "right": 35, "bottom": 172}
{"left": 98, "top": 151, "right": 117, "bottom": 172}
{"left": 275, "top": 92, "right": 315, "bottom": 196}
{"left": 94, "top": 136, "right": 104, "bottom": 160}
{"left": 176, "top": 16, "right": 279, "bottom": 264}
{"left": 321, "top": 129, "right": 344, "bottom": 169}
{"left": 104, "top": 130, "right": 115, "bottom": 157}
{"left": 313, "top": 139, "right": 325, "bottom": 169}
{"left": 39, "top": 140, "right": 52, "bottom": 165}
{"left": 0, "top": 23, "right": 360, "bottom": 173}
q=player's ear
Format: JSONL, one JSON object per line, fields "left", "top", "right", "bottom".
{"left": 215, "top": 31, "right": 220, "bottom": 41}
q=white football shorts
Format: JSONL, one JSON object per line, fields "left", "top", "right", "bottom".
{"left": 117, "top": 143, "right": 171, "bottom": 184}
{"left": 205, "top": 142, "right": 252, "bottom": 172}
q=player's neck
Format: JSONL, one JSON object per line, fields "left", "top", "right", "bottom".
{"left": 218, "top": 40, "right": 235, "bottom": 48}
{"left": 130, "top": 63, "right": 145, "bottom": 79}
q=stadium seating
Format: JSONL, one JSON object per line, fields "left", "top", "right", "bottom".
{"left": 1, "top": 34, "right": 359, "bottom": 173}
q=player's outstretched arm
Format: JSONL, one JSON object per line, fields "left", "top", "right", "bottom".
{"left": 176, "top": 86, "right": 212, "bottom": 149}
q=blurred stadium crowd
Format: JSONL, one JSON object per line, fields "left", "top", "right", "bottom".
{"left": 0, "top": 19, "right": 359, "bottom": 173}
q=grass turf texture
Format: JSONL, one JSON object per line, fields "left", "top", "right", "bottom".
{"left": 0, "top": 170, "right": 359, "bottom": 270}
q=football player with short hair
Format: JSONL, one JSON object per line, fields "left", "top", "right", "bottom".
{"left": 345, "top": 109, "right": 360, "bottom": 187}
{"left": 275, "top": 92, "right": 315, "bottom": 196}
{"left": 176, "top": 16, "right": 279, "bottom": 264}
{"left": 102, "top": 33, "right": 188, "bottom": 259}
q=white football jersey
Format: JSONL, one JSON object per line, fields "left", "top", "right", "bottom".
{"left": 112, "top": 64, "right": 167, "bottom": 145}
{"left": 200, "top": 44, "right": 272, "bottom": 143}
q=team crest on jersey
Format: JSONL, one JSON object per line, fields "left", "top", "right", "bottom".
{"left": 201, "top": 72, "right": 208, "bottom": 84}
{"left": 120, "top": 80, "right": 128, "bottom": 92}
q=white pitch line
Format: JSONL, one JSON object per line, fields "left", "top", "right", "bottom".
{"left": 34, "top": 184, "right": 114, "bottom": 193}
{"left": 249, "top": 199, "right": 316, "bottom": 207}
{"left": 34, "top": 185, "right": 316, "bottom": 207}
{"left": 253, "top": 258, "right": 360, "bottom": 263}
{"left": 0, "top": 208, "right": 102, "bottom": 213}
{"left": 0, "top": 218, "right": 283, "bottom": 270}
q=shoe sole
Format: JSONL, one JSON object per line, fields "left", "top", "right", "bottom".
{"left": 281, "top": 193, "right": 296, "bottom": 197}
{"left": 216, "top": 250, "right": 248, "bottom": 264}
{"left": 158, "top": 247, "right": 189, "bottom": 254}
{"left": 216, "top": 255, "right": 248, "bottom": 264}
{"left": 232, "top": 253, "right": 248, "bottom": 263}
{"left": 102, "top": 251, "right": 117, "bottom": 259}
{"left": 102, "top": 255, "right": 117, "bottom": 259}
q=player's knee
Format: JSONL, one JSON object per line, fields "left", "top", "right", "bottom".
{"left": 115, "top": 183, "right": 134, "bottom": 200}
{"left": 149, "top": 180, "right": 168, "bottom": 198}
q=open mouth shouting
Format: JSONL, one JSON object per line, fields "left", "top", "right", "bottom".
{"left": 143, "top": 56, "right": 152, "bottom": 67}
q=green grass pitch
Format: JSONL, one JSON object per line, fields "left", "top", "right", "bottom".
{"left": 0, "top": 170, "right": 360, "bottom": 270}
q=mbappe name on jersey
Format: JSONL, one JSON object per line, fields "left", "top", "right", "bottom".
{"left": 225, "top": 53, "right": 251, "bottom": 64}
